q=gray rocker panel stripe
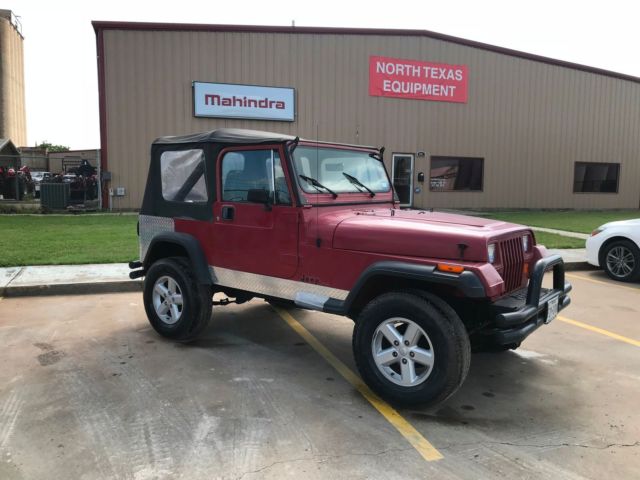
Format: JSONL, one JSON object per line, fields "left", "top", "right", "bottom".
{"left": 209, "top": 266, "right": 349, "bottom": 308}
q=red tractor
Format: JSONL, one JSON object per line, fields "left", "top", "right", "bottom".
{"left": 0, "top": 165, "right": 31, "bottom": 200}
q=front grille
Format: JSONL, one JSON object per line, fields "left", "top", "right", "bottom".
{"left": 499, "top": 237, "right": 525, "bottom": 293}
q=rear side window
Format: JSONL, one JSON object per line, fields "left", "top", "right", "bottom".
{"left": 160, "top": 149, "right": 208, "bottom": 202}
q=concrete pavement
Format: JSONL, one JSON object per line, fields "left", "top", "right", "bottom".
{"left": 547, "top": 248, "right": 588, "bottom": 265}
{"left": 0, "top": 271, "right": 638, "bottom": 479}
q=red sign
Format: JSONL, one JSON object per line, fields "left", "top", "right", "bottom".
{"left": 369, "top": 55, "right": 468, "bottom": 103}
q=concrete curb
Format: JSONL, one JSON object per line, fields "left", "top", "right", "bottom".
{"left": 564, "top": 262, "right": 596, "bottom": 272}
{"left": 1, "top": 280, "right": 142, "bottom": 298}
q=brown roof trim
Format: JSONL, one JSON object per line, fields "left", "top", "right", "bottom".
{"left": 92, "top": 20, "right": 640, "bottom": 84}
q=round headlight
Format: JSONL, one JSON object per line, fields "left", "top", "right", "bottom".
{"left": 488, "top": 243, "right": 496, "bottom": 263}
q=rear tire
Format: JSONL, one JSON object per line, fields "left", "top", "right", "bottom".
{"left": 143, "top": 257, "right": 212, "bottom": 342}
{"left": 601, "top": 239, "right": 640, "bottom": 282}
{"left": 353, "top": 291, "right": 470, "bottom": 406}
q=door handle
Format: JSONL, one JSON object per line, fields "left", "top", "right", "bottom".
{"left": 221, "top": 205, "right": 235, "bottom": 220}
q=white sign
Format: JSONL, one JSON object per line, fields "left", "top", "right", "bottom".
{"left": 193, "top": 82, "right": 295, "bottom": 121}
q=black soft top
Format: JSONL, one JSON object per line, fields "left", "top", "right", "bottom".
{"left": 153, "top": 128, "right": 296, "bottom": 145}
{"left": 143, "top": 128, "right": 383, "bottom": 220}
{"left": 152, "top": 128, "right": 379, "bottom": 151}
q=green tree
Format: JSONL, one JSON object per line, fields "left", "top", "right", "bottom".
{"left": 35, "top": 141, "right": 69, "bottom": 153}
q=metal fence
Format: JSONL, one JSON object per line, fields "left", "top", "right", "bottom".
{"left": 0, "top": 153, "right": 101, "bottom": 207}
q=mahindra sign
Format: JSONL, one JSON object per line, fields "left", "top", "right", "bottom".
{"left": 193, "top": 82, "right": 295, "bottom": 121}
{"left": 369, "top": 56, "right": 468, "bottom": 104}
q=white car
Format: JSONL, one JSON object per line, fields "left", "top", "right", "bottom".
{"left": 586, "top": 219, "right": 640, "bottom": 282}
{"left": 31, "top": 171, "right": 51, "bottom": 183}
{"left": 31, "top": 171, "right": 52, "bottom": 197}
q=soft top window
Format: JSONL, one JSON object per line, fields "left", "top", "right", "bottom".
{"left": 160, "top": 149, "right": 208, "bottom": 202}
{"left": 221, "top": 149, "right": 290, "bottom": 204}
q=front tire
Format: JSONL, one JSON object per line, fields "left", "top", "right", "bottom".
{"left": 602, "top": 239, "right": 640, "bottom": 282}
{"left": 353, "top": 291, "right": 470, "bottom": 406}
{"left": 143, "top": 257, "right": 212, "bottom": 342}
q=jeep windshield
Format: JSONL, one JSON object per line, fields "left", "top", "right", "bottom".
{"left": 292, "top": 146, "right": 391, "bottom": 197}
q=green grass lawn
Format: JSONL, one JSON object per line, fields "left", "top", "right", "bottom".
{"left": 0, "top": 209, "right": 620, "bottom": 267}
{"left": 532, "top": 231, "right": 585, "bottom": 249}
{"left": 0, "top": 215, "right": 138, "bottom": 267}
{"left": 481, "top": 210, "right": 639, "bottom": 234}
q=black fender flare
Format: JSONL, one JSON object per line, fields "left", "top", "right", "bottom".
{"left": 143, "top": 232, "right": 211, "bottom": 285}
{"left": 327, "top": 261, "right": 486, "bottom": 315}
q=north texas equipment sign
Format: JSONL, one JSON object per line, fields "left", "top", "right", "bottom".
{"left": 369, "top": 55, "right": 468, "bottom": 104}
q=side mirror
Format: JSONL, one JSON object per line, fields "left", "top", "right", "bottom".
{"left": 247, "top": 188, "right": 271, "bottom": 205}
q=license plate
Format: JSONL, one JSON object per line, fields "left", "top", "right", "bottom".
{"left": 546, "top": 295, "right": 559, "bottom": 324}
{"left": 35, "top": 185, "right": 40, "bottom": 191}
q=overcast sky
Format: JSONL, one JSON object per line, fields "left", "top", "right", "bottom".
{"left": 8, "top": 0, "right": 640, "bottom": 149}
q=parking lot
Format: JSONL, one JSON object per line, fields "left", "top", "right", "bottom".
{"left": 0, "top": 270, "right": 638, "bottom": 479}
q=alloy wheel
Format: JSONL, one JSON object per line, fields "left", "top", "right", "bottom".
{"left": 152, "top": 275, "right": 184, "bottom": 325}
{"left": 606, "top": 246, "right": 636, "bottom": 279}
{"left": 371, "top": 317, "right": 435, "bottom": 387}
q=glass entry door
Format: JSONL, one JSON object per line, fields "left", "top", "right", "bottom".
{"left": 391, "top": 154, "right": 414, "bottom": 207}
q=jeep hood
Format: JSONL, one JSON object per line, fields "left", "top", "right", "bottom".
{"left": 332, "top": 209, "right": 528, "bottom": 262}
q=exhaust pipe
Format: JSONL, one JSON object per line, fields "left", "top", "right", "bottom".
{"left": 129, "top": 269, "right": 145, "bottom": 279}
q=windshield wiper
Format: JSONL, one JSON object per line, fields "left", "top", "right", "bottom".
{"left": 342, "top": 172, "right": 375, "bottom": 197}
{"left": 299, "top": 175, "right": 338, "bottom": 198}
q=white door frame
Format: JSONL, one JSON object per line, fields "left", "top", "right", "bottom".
{"left": 391, "top": 153, "right": 415, "bottom": 207}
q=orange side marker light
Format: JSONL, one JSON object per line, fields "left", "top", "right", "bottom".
{"left": 436, "top": 263, "right": 464, "bottom": 274}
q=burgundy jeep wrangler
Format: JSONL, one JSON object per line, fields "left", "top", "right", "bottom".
{"left": 131, "top": 128, "right": 571, "bottom": 406}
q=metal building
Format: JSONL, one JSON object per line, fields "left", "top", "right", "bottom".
{"left": 93, "top": 21, "right": 640, "bottom": 210}
{"left": 0, "top": 10, "right": 27, "bottom": 147}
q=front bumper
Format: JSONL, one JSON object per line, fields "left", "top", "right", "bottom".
{"left": 585, "top": 235, "right": 600, "bottom": 266}
{"left": 482, "top": 254, "right": 571, "bottom": 346}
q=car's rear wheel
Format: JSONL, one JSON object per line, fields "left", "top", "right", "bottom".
{"left": 353, "top": 291, "right": 470, "bottom": 406}
{"left": 602, "top": 239, "right": 640, "bottom": 282}
{"left": 143, "top": 257, "right": 212, "bottom": 341}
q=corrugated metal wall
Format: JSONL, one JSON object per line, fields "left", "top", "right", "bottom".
{"left": 102, "top": 28, "right": 640, "bottom": 210}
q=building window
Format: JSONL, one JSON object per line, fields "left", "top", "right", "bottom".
{"left": 573, "top": 162, "right": 620, "bottom": 193}
{"left": 160, "top": 149, "right": 207, "bottom": 202}
{"left": 430, "top": 156, "right": 483, "bottom": 192}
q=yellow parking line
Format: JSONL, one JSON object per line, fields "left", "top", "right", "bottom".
{"left": 558, "top": 316, "right": 640, "bottom": 348}
{"left": 566, "top": 273, "right": 640, "bottom": 293}
{"left": 273, "top": 307, "right": 443, "bottom": 462}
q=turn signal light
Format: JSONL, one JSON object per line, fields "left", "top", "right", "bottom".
{"left": 523, "top": 263, "right": 530, "bottom": 277}
{"left": 437, "top": 263, "right": 464, "bottom": 274}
